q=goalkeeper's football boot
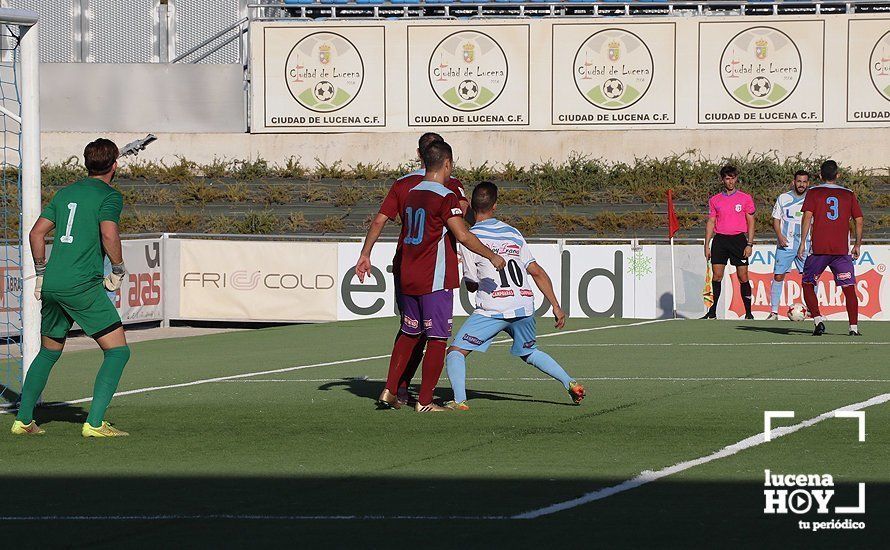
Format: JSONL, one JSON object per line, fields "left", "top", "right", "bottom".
{"left": 415, "top": 402, "right": 450, "bottom": 412}
{"left": 82, "top": 421, "right": 129, "bottom": 438}
{"left": 11, "top": 420, "right": 44, "bottom": 435}
{"left": 377, "top": 388, "right": 401, "bottom": 410}
{"left": 812, "top": 322, "right": 826, "bottom": 336}
{"left": 765, "top": 312, "right": 779, "bottom": 321}
{"left": 444, "top": 400, "right": 470, "bottom": 411}
{"left": 568, "top": 381, "right": 586, "bottom": 405}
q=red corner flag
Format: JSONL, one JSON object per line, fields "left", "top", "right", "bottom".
{"left": 667, "top": 189, "right": 680, "bottom": 238}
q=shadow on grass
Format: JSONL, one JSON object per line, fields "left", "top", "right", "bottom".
{"left": 317, "top": 378, "right": 574, "bottom": 407}
{"left": 735, "top": 325, "right": 815, "bottom": 336}
{"left": 0, "top": 476, "right": 884, "bottom": 547}
{"left": 0, "top": 384, "right": 89, "bottom": 425}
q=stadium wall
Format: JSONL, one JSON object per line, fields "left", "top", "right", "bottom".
{"left": 40, "top": 127, "right": 890, "bottom": 169}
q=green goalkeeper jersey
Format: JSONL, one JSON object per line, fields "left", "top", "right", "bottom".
{"left": 40, "top": 177, "right": 123, "bottom": 292}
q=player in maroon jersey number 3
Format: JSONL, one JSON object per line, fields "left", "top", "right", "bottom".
{"left": 797, "top": 160, "right": 865, "bottom": 337}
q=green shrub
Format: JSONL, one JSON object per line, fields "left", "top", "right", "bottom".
{"left": 223, "top": 183, "right": 250, "bottom": 203}
{"left": 236, "top": 211, "right": 280, "bottom": 235}
{"left": 315, "top": 215, "right": 346, "bottom": 233}
{"left": 332, "top": 186, "right": 365, "bottom": 207}
{"left": 275, "top": 156, "right": 308, "bottom": 179}
{"left": 206, "top": 214, "right": 237, "bottom": 234}
{"left": 287, "top": 212, "right": 309, "bottom": 232}
{"left": 200, "top": 157, "right": 230, "bottom": 179}
{"left": 232, "top": 158, "right": 272, "bottom": 181}
{"left": 157, "top": 157, "right": 197, "bottom": 185}
{"left": 257, "top": 183, "right": 291, "bottom": 205}
{"left": 42, "top": 157, "right": 85, "bottom": 186}
{"left": 180, "top": 181, "right": 224, "bottom": 204}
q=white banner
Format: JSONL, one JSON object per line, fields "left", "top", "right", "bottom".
{"left": 257, "top": 25, "right": 386, "bottom": 130}
{"left": 407, "top": 24, "right": 530, "bottom": 128}
{"left": 250, "top": 15, "right": 887, "bottom": 133}
{"left": 846, "top": 18, "right": 890, "bottom": 123}
{"left": 562, "top": 245, "right": 657, "bottom": 319}
{"left": 724, "top": 245, "right": 890, "bottom": 320}
{"left": 179, "top": 240, "right": 338, "bottom": 322}
{"left": 698, "top": 20, "right": 825, "bottom": 125}
{"left": 552, "top": 22, "right": 676, "bottom": 126}
{"left": 112, "top": 239, "right": 163, "bottom": 324}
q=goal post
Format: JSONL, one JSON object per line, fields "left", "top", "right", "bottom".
{"left": 0, "top": 8, "right": 39, "bottom": 396}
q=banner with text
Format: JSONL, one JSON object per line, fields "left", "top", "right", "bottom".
{"left": 251, "top": 15, "right": 887, "bottom": 132}
{"left": 179, "top": 240, "right": 338, "bottom": 322}
{"left": 113, "top": 239, "right": 164, "bottom": 324}
{"left": 725, "top": 245, "right": 889, "bottom": 320}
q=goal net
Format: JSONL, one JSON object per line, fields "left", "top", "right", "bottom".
{"left": 0, "top": 8, "right": 39, "bottom": 410}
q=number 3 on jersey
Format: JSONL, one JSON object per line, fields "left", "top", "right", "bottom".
{"left": 60, "top": 202, "right": 77, "bottom": 243}
{"left": 404, "top": 207, "right": 426, "bottom": 246}
{"left": 825, "top": 197, "right": 839, "bottom": 221}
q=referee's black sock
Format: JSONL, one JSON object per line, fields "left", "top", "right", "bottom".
{"left": 710, "top": 281, "right": 722, "bottom": 315}
{"left": 741, "top": 281, "right": 753, "bottom": 316}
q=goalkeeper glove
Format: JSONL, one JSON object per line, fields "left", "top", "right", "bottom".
{"left": 104, "top": 262, "right": 126, "bottom": 292}
{"left": 34, "top": 260, "right": 45, "bottom": 300}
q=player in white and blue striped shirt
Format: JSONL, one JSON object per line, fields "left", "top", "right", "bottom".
{"left": 445, "top": 182, "right": 585, "bottom": 410}
{"left": 768, "top": 170, "right": 811, "bottom": 319}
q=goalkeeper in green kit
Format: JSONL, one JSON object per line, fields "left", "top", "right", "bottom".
{"left": 11, "top": 138, "right": 131, "bottom": 438}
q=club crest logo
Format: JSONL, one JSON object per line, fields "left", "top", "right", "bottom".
{"left": 869, "top": 30, "right": 890, "bottom": 102}
{"left": 429, "top": 30, "right": 508, "bottom": 112}
{"left": 720, "top": 27, "right": 802, "bottom": 109}
{"left": 573, "top": 29, "right": 654, "bottom": 111}
{"left": 285, "top": 32, "right": 364, "bottom": 113}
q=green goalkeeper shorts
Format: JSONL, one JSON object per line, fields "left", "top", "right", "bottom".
{"left": 40, "top": 284, "right": 122, "bottom": 339}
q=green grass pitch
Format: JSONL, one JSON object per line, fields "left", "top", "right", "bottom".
{"left": 1, "top": 317, "right": 887, "bottom": 547}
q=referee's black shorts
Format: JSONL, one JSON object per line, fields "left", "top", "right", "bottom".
{"left": 710, "top": 233, "right": 749, "bottom": 267}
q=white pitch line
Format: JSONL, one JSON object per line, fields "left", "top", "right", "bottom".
{"left": 492, "top": 318, "right": 670, "bottom": 344}
{"left": 512, "top": 391, "right": 890, "bottom": 519}
{"left": 546, "top": 341, "right": 890, "bottom": 347}
{"left": 220, "top": 376, "right": 890, "bottom": 384}
{"left": 1, "top": 320, "right": 667, "bottom": 415}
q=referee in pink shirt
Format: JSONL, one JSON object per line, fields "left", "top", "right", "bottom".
{"left": 703, "top": 165, "right": 756, "bottom": 319}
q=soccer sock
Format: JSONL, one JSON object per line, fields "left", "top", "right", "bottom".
{"left": 525, "top": 350, "right": 573, "bottom": 390}
{"left": 418, "top": 339, "right": 447, "bottom": 406}
{"left": 15, "top": 347, "right": 62, "bottom": 424}
{"left": 770, "top": 280, "right": 783, "bottom": 313}
{"left": 740, "top": 281, "right": 753, "bottom": 316}
{"left": 842, "top": 285, "right": 859, "bottom": 327}
{"left": 385, "top": 333, "right": 419, "bottom": 393}
{"left": 445, "top": 350, "right": 467, "bottom": 403}
{"left": 802, "top": 283, "right": 821, "bottom": 323}
{"left": 86, "top": 346, "right": 130, "bottom": 427}
{"left": 398, "top": 334, "right": 426, "bottom": 393}
{"left": 710, "top": 281, "right": 722, "bottom": 314}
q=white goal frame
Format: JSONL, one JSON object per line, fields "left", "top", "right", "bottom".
{"left": 0, "top": 8, "right": 40, "bottom": 381}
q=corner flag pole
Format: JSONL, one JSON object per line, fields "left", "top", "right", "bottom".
{"left": 667, "top": 189, "right": 680, "bottom": 319}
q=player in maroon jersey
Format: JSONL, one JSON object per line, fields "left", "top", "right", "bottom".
{"left": 355, "top": 133, "right": 469, "bottom": 405}
{"left": 797, "top": 160, "right": 864, "bottom": 336}
{"left": 377, "top": 141, "right": 504, "bottom": 412}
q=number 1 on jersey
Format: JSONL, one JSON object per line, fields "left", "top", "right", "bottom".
{"left": 60, "top": 202, "right": 77, "bottom": 243}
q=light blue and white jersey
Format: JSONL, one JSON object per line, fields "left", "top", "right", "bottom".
{"left": 771, "top": 190, "right": 810, "bottom": 249}
{"left": 460, "top": 218, "right": 536, "bottom": 319}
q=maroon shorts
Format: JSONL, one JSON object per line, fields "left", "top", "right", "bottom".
{"left": 400, "top": 289, "right": 454, "bottom": 339}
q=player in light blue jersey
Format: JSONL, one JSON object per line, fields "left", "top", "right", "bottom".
{"left": 767, "top": 170, "right": 811, "bottom": 320}
{"left": 444, "top": 183, "right": 585, "bottom": 410}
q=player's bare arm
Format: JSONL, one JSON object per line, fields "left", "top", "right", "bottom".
{"left": 798, "top": 211, "right": 813, "bottom": 260}
{"left": 852, "top": 216, "right": 864, "bottom": 260}
{"left": 100, "top": 220, "right": 126, "bottom": 291}
{"left": 773, "top": 217, "right": 788, "bottom": 248}
{"left": 744, "top": 212, "right": 755, "bottom": 258}
{"left": 527, "top": 261, "right": 565, "bottom": 329}
{"left": 446, "top": 216, "right": 506, "bottom": 270}
{"left": 356, "top": 212, "right": 389, "bottom": 283}
{"left": 29, "top": 217, "right": 54, "bottom": 300}
{"left": 704, "top": 217, "right": 715, "bottom": 260}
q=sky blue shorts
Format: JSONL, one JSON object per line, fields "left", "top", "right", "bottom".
{"left": 774, "top": 247, "right": 805, "bottom": 275}
{"left": 451, "top": 314, "right": 538, "bottom": 357}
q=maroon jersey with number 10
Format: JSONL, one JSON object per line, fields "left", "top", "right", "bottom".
{"left": 397, "top": 181, "right": 463, "bottom": 296}
{"left": 801, "top": 184, "right": 863, "bottom": 255}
